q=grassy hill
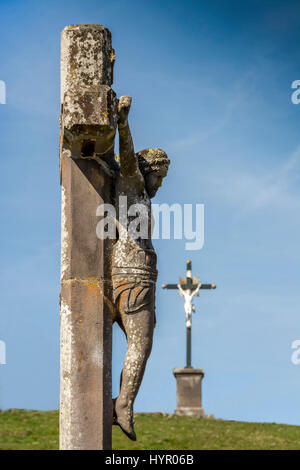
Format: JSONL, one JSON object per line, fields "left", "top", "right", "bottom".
{"left": 0, "top": 409, "right": 300, "bottom": 450}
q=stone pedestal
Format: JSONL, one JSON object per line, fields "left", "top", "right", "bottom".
{"left": 173, "top": 367, "right": 205, "bottom": 418}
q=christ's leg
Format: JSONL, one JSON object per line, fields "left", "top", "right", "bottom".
{"left": 114, "top": 292, "right": 155, "bottom": 440}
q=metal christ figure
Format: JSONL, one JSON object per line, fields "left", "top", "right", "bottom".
{"left": 112, "top": 96, "right": 170, "bottom": 440}
{"left": 177, "top": 282, "right": 201, "bottom": 328}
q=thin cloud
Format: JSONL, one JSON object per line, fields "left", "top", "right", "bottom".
{"left": 169, "top": 68, "right": 258, "bottom": 149}
{"left": 207, "top": 145, "right": 300, "bottom": 212}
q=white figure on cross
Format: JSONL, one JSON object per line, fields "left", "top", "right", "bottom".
{"left": 177, "top": 283, "right": 201, "bottom": 328}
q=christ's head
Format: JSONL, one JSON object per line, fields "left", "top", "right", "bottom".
{"left": 136, "top": 148, "right": 170, "bottom": 198}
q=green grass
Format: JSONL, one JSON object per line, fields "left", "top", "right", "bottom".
{"left": 0, "top": 409, "right": 58, "bottom": 450}
{"left": 0, "top": 410, "right": 300, "bottom": 450}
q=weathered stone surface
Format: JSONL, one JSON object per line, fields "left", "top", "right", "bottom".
{"left": 60, "top": 149, "right": 114, "bottom": 449}
{"left": 60, "top": 279, "right": 112, "bottom": 450}
{"left": 60, "top": 24, "right": 116, "bottom": 451}
{"left": 61, "top": 25, "right": 115, "bottom": 99}
{"left": 62, "top": 88, "right": 118, "bottom": 158}
{"left": 63, "top": 88, "right": 116, "bottom": 126}
{"left": 60, "top": 149, "right": 113, "bottom": 281}
{"left": 61, "top": 25, "right": 117, "bottom": 159}
{"left": 173, "top": 368, "right": 205, "bottom": 418}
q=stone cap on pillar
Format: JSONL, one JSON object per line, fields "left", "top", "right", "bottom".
{"left": 173, "top": 368, "right": 204, "bottom": 377}
{"left": 61, "top": 24, "right": 115, "bottom": 100}
{"left": 60, "top": 24, "right": 118, "bottom": 159}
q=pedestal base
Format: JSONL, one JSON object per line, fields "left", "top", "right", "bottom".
{"left": 173, "top": 367, "right": 205, "bottom": 418}
{"left": 174, "top": 407, "right": 205, "bottom": 418}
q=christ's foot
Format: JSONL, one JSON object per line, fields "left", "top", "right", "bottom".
{"left": 114, "top": 398, "right": 137, "bottom": 441}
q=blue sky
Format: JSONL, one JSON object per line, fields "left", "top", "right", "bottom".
{"left": 0, "top": 0, "right": 300, "bottom": 426}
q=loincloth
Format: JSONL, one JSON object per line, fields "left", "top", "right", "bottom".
{"left": 112, "top": 277, "right": 156, "bottom": 315}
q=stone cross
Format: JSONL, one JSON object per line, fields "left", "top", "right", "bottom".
{"left": 162, "top": 260, "right": 216, "bottom": 368}
{"left": 59, "top": 24, "right": 170, "bottom": 450}
{"left": 60, "top": 24, "right": 117, "bottom": 450}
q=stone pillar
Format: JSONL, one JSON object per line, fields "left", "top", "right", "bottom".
{"left": 173, "top": 368, "right": 205, "bottom": 418}
{"left": 59, "top": 25, "right": 117, "bottom": 450}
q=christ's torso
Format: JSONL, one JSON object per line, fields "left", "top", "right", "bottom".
{"left": 112, "top": 172, "right": 157, "bottom": 281}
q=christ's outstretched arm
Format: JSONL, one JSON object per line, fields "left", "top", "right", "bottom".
{"left": 177, "top": 284, "right": 185, "bottom": 297}
{"left": 191, "top": 283, "right": 201, "bottom": 299}
{"left": 118, "top": 96, "right": 140, "bottom": 177}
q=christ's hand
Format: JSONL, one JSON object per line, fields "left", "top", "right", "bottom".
{"left": 118, "top": 96, "right": 132, "bottom": 126}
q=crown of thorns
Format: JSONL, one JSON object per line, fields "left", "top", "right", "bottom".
{"left": 136, "top": 148, "right": 170, "bottom": 175}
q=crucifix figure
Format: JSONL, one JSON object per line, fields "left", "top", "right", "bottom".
{"left": 111, "top": 97, "right": 170, "bottom": 441}
{"left": 162, "top": 260, "right": 216, "bottom": 368}
{"left": 177, "top": 283, "right": 200, "bottom": 328}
